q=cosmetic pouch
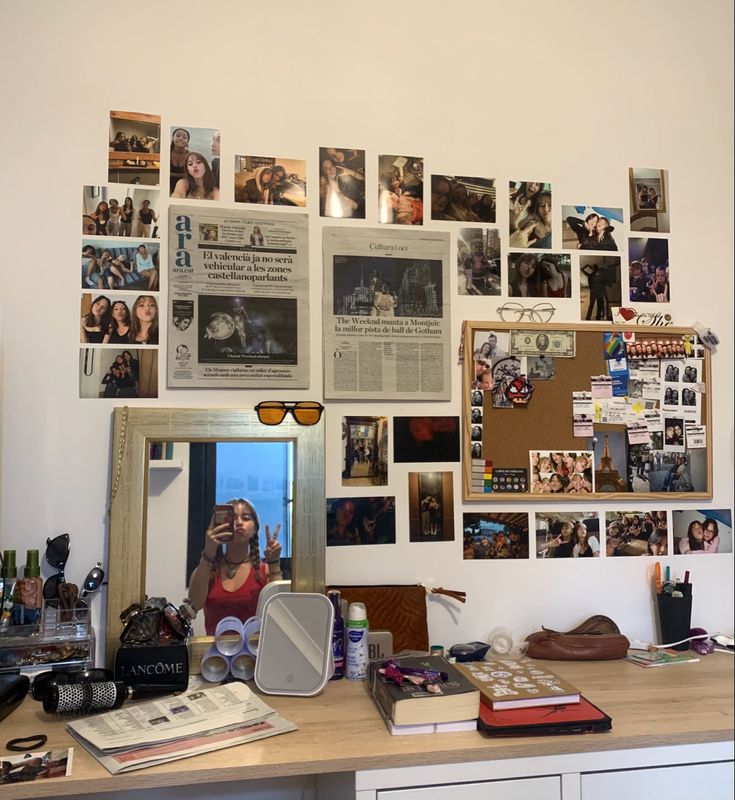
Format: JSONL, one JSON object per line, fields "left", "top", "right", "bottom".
{"left": 327, "top": 584, "right": 466, "bottom": 654}
{"left": 327, "top": 584, "right": 429, "bottom": 653}
{"left": 525, "top": 615, "right": 629, "bottom": 660}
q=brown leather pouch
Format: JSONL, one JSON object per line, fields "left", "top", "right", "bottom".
{"left": 525, "top": 615, "right": 630, "bottom": 660}
{"left": 328, "top": 584, "right": 429, "bottom": 653}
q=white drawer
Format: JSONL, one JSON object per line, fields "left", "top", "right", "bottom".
{"left": 378, "top": 775, "right": 561, "bottom": 800}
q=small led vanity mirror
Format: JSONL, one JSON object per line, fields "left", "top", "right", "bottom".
{"left": 254, "top": 593, "right": 334, "bottom": 697}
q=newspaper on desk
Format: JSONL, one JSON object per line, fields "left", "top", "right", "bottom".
{"left": 67, "top": 682, "right": 296, "bottom": 774}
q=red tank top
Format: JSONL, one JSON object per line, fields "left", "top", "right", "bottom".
{"left": 204, "top": 562, "right": 268, "bottom": 635}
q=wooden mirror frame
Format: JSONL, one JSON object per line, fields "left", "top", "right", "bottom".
{"left": 463, "top": 321, "right": 712, "bottom": 501}
{"left": 105, "top": 407, "right": 325, "bottom": 667}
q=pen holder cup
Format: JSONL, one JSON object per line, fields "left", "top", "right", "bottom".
{"left": 657, "top": 593, "right": 692, "bottom": 651}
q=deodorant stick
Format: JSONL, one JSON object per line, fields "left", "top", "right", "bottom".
{"left": 345, "top": 602, "right": 369, "bottom": 681}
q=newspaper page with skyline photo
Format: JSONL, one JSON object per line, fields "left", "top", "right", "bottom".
{"left": 323, "top": 226, "right": 451, "bottom": 400}
{"left": 167, "top": 205, "right": 309, "bottom": 388}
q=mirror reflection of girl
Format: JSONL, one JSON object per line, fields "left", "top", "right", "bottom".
{"left": 172, "top": 152, "right": 220, "bottom": 200}
{"left": 129, "top": 295, "right": 159, "bottom": 345}
{"left": 81, "top": 295, "right": 111, "bottom": 343}
{"left": 189, "top": 498, "right": 282, "bottom": 635}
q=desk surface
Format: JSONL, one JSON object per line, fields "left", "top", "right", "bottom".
{"left": 1, "top": 655, "right": 732, "bottom": 799}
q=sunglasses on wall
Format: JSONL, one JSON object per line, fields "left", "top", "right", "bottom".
{"left": 255, "top": 401, "right": 324, "bottom": 426}
{"left": 43, "top": 533, "right": 70, "bottom": 600}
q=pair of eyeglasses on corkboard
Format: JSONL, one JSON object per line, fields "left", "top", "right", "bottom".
{"left": 255, "top": 401, "right": 324, "bottom": 426}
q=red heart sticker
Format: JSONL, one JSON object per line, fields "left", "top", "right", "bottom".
{"left": 619, "top": 307, "right": 636, "bottom": 321}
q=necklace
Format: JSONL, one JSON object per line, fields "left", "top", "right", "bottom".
{"left": 223, "top": 554, "right": 248, "bottom": 579}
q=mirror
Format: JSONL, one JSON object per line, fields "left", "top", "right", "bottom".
{"left": 106, "top": 407, "right": 325, "bottom": 667}
{"left": 147, "top": 440, "right": 294, "bottom": 637}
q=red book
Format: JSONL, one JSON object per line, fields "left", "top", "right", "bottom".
{"left": 478, "top": 695, "right": 611, "bottom": 737}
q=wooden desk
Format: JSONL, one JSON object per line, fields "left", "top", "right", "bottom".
{"left": 1, "top": 656, "right": 732, "bottom": 799}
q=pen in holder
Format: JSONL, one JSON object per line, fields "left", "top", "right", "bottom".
{"left": 657, "top": 589, "right": 693, "bottom": 651}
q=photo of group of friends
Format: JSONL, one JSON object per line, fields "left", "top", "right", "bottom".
{"left": 508, "top": 253, "right": 572, "bottom": 298}
{"left": 79, "top": 347, "right": 157, "bottom": 399}
{"left": 530, "top": 450, "right": 595, "bottom": 495}
{"left": 325, "top": 497, "right": 396, "bottom": 547}
{"left": 562, "top": 206, "right": 622, "bottom": 252}
{"left": 342, "top": 416, "right": 389, "bottom": 487}
{"left": 457, "top": 227, "right": 501, "bottom": 296}
{"left": 378, "top": 154, "right": 424, "bottom": 225}
{"left": 457, "top": 508, "right": 732, "bottom": 561}
{"left": 509, "top": 181, "right": 552, "bottom": 249}
{"left": 430, "top": 175, "right": 496, "bottom": 223}
{"left": 82, "top": 241, "right": 159, "bottom": 292}
{"left": 80, "top": 293, "right": 158, "bottom": 346}
{"left": 169, "top": 126, "right": 220, "bottom": 200}
{"left": 82, "top": 186, "right": 159, "bottom": 239}
{"left": 536, "top": 512, "right": 601, "bottom": 558}
{"left": 107, "top": 110, "right": 161, "bottom": 186}
{"left": 628, "top": 237, "right": 670, "bottom": 303}
{"left": 579, "top": 256, "right": 622, "bottom": 321}
{"left": 408, "top": 471, "right": 454, "bottom": 542}
{"left": 318, "top": 147, "right": 365, "bottom": 219}
{"left": 234, "top": 155, "right": 307, "bottom": 207}
{"left": 629, "top": 167, "right": 669, "bottom": 233}
{"left": 463, "top": 512, "right": 529, "bottom": 560}
{"left": 672, "top": 510, "right": 732, "bottom": 555}
{"left": 83, "top": 112, "right": 164, "bottom": 399}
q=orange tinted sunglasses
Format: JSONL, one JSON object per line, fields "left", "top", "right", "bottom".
{"left": 255, "top": 401, "right": 324, "bottom": 426}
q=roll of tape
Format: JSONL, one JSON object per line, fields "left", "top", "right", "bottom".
{"left": 214, "top": 616, "right": 245, "bottom": 656}
{"left": 488, "top": 627, "right": 514, "bottom": 656}
{"left": 241, "top": 616, "right": 261, "bottom": 657}
{"left": 230, "top": 650, "right": 256, "bottom": 681}
{"left": 200, "top": 646, "right": 231, "bottom": 682}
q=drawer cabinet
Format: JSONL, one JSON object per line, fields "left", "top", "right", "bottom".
{"left": 377, "top": 775, "right": 560, "bottom": 800}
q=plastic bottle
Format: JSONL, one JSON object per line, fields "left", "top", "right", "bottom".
{"left": 1, "top": 550, "right": 17, "bottom": 628}
{"left": 328, "top": 590, "right": 345, "bottom": 680}
{"left": 345, "top": 601, "right": 369, "bottom": 681}
{"left": 18, "top": 550, "right": 43, "bottom": 625}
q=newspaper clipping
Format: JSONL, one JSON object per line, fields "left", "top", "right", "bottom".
{"left": 323, "top": 227, "right": 450, "bottom": 400}
{"left": 168, "top": 205, "right": 309, "bottom": 388}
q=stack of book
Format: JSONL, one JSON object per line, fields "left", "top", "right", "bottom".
{"left": 368, "top": 655, "right": 480, "bottom": 735}
{"left": 455, "top": 657, "right": 612, "bottom": 736}
{"left": 626, "top": 648, "right": 700, "bottom": 668}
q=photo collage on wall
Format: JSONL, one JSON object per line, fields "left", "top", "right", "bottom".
{"left": 80, "top": 110, "right": 163, "bottom": 399}
{"left": 75, "top": 114, "right": 729, "bottom": 566}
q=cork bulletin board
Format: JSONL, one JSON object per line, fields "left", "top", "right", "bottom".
{"left": 463, "top": 321, "right": 712, "bottom": 501}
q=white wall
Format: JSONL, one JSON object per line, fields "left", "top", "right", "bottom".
{"left": 0, "top": 0, "right": 732, "bottom": 663}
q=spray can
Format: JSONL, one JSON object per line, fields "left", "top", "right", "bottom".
{"left": 328, "top": 590, "right": 344, "bottom": 680}
{"left": 345, "top": 602, "right": 368, "bottom": 681}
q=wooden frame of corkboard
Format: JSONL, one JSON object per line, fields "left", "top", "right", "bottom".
{"left": 462, "top": 321, "right": 712, "bottom": 501}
